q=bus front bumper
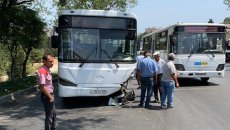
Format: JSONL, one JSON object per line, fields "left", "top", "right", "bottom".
{"left": 178, "top": 70, "right": 224, "bottom": 78}
{"left": 58, "top": 84, "right": 121, "bottom": 97}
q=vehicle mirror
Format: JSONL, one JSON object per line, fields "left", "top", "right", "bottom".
{"left": 170, "top": 35, "right": 177, "bottom": 46}
{"left": 51, "top": 35, "right": 58, "bottom": 48}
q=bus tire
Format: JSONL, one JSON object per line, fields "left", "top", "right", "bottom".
{"left": 200, "top": 78, "right": 209, "bottom": 83}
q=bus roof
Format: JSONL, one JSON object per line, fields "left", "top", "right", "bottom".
{"left": 173, "top": 22, "right": 226, "bottom": 27}
{"left": 59, "top": 10, "right": 137, "bottom": 19}
{"left": 143, "top": 23, "right": 226, "bottom": 38}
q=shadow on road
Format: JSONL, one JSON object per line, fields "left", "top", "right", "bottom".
{"left": 178, "top": 78, "right": 218, "bottom": 87}
{"left": 57, "top": 97, "right": 110, "bottom": 109}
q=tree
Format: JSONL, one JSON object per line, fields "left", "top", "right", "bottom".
{"left": 0, "top": 44, "right": 10, "bottom": 76}
{"left": 19, "top": 6, "right": 46, "bottom": 77}
{"left": 0, "top": 5, "right": 46, "bottom": 79}
{"left": 54, "top": 0, "right": 137, "bottom": 12}
{"left": 223, "top": 17, "right": 230, "bottom": 24}
{"left": 0, "top": 6, "right": 24, "bottom": 80}
{"left": 224, "top": 0, "right": 230, "bottom": 8}
{"left": 0, "top": 0, "right": 34, "bottom": 11}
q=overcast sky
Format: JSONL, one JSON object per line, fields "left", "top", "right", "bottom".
{"left": 127, "top": 0, "right": 230, "bottom": 33}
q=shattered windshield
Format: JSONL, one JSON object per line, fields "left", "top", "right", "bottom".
{"left": 173, "top": 33, "right": 225, "bottom": 54}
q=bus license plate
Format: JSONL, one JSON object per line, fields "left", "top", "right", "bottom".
{"left": 195, "top": 73, "right": 206, "bottom": 75}
{"left": 90, "top": 89, "right": 108, "bottom": 94}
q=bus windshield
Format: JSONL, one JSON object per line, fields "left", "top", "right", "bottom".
{"left": 58, "top": 28, "right": 135, "bottom": 62}
{"left": 173, "top": 33, "right": 225, "bottom": 54}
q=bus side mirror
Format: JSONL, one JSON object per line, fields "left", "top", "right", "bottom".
{"left": 51, "top": 35, "right": 58, "bottom": 48}
{"left": 170, "top": 35, "right": 177, "bottom": 46}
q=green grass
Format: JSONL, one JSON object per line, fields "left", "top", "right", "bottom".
{"left": 0, "top": 76, "right": 37, "bottom": 97}
{"left": 0, "top": 74, "right": 58, "bottom": 97}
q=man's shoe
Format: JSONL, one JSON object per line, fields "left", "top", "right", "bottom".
{"left": 161, "top": 105, "right": 167, "bottom": 109}
{"left": 168, "top": 105, "right": 174, "bottom": 108}
{"left": 138, "top": 104, "right": 143, "bottom": 107}
{"left": 153, "top": 100, "right": 159, "bottom": 103}
{"left": 145, "top": 104, "right": 153, "bottom": 108}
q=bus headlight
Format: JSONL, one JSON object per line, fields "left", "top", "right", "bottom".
{"left": 216, "top": 64, "right": 225, "bottom": 71}
{"left": 175, "top": 64, "right": 185, "bottom": 71}
{"left": 59, "top": 78, "right": 78, "bottom": 87}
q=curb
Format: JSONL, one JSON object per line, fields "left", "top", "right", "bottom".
{"left": 0, "top": 86, "right": 39, "bottom": 105}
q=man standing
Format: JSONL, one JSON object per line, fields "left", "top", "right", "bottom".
{"left": 36, "top": 54, "right": 56, "bottom": 130}
{"left": 152, "top": 51, "right": 165, "bottom": 103}
{"left": 161, "top": 53, "right": 179, "bottom": 109}
{"left": 136, "top": 51, "right": 144, "bottom": 89}
{"left": 137, "top": 51, "right": 158, "bottom": 108}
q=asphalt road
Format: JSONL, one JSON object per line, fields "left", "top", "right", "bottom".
{"left": 1, "top": 71, "right": 230, "bottom": 130}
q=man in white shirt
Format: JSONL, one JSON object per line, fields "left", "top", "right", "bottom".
{"left": 152, "top": 51, "right": 165, "bottom": 103}
{"left": 161, "top": 53, "right": 179, "bottom": 109}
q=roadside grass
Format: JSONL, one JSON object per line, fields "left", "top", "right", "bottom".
{"left": 0, "top": 76, "right": 37, "bottom": 97}
{"left": 0, "top": 73, "right": 58, "bottom": 97}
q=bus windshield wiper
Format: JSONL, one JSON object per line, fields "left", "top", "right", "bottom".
{"left": 188, "top": 44, "right": 199, "bottom": 57}
{"left": 101, "top": 48, "right": 119, "bottom": 68}
{"left": 74, "top": 52, "right": 84, "bottom": 61}
{"left": 79, "top": 47, "right": 97, "bottom": 67}
{"left": 188, "top": 47, "right": 196, "bottom": 57}
{"left": 204, "top": 46, "right": 215, "bottom": 57}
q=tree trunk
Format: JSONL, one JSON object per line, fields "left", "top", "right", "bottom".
{"left": 22, "top": 47, "right": 32, "bottom": 77}
{"left": 8, "top": 43, "right": 18, "bottom": 81}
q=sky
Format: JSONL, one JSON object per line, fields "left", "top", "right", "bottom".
{"left": 127, "top": 0, "right": 230, "bottom": 33}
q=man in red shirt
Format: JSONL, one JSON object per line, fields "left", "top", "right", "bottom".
{"left": 36, "top": 54, "right": 56, "bottom": 130}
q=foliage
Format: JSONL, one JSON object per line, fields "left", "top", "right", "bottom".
{"left": 0, "top": 0, "right": 34, "bottom": 9}
{"left": 0, "top": 6, "right": 29, "bottom": 80}
{"left": 224, "top": 0, "right": 230, "bottom": 8}
{"left": 41, "top": 36, "right": 58, "bottom": 57}
{"left": 0, "top": 76, "right": 37, "bottom": 96}
{"left": 0, "top": 45, "right": 10, "bottom": 76}
{"left": 30, "top": 0, "right": 56, "bottom": 27}
{"left": 223, "top": 17, "right": 230, "bottom": 24}
{"left": 54, "top": 0, "right": 137, "bottom": 12}
{"left": 5, "top": 46, "right": 25, "bottom": 80}
{"left": 30, "top": 49, "right": 44, "bottom": 63}
{"left": 0, "top": 73, "right": 58, "bottom": 97}
{"left": 0, "top": 2, "right": 47, "bottom": 78}
{"left": 26, "top": 62, "right": 42, "bottom": 75}
{"left": 18, "top": 6, "right": 46, "bottom": 77}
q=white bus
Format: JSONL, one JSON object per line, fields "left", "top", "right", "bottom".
{"left": 51, "top": 10, "right": 137, "bottom": 97}
{"left": 143, "top": 23, "right": 226, "bottom": 82}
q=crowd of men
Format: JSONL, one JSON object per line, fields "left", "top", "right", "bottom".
{"left": 136, "top": 51, "right": 179, "bottom": 109}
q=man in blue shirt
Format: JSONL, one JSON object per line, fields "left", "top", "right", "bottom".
{"left": 137, "top": 51, "right": 158, "bottom": 108}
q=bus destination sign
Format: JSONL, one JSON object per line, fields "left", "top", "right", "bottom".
{"left": 184, "top": 26, "right": 218, "bottom": 32}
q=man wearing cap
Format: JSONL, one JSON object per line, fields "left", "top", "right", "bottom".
{"left": 152, "top": 51, "right": 165, "bottom": 103}
{"left": 161, "top": 53, "right": 179, "bottom": 109}
{"left": 137, "top": 51, "right": 158, "bottom": 108}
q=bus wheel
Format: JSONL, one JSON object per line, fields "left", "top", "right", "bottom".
{"left": 200, "top": 78, "right": 209, "bottom": 83}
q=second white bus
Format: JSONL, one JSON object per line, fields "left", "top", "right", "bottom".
{"left": 143, "top": 23, "right": 226, "bottom": 82}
